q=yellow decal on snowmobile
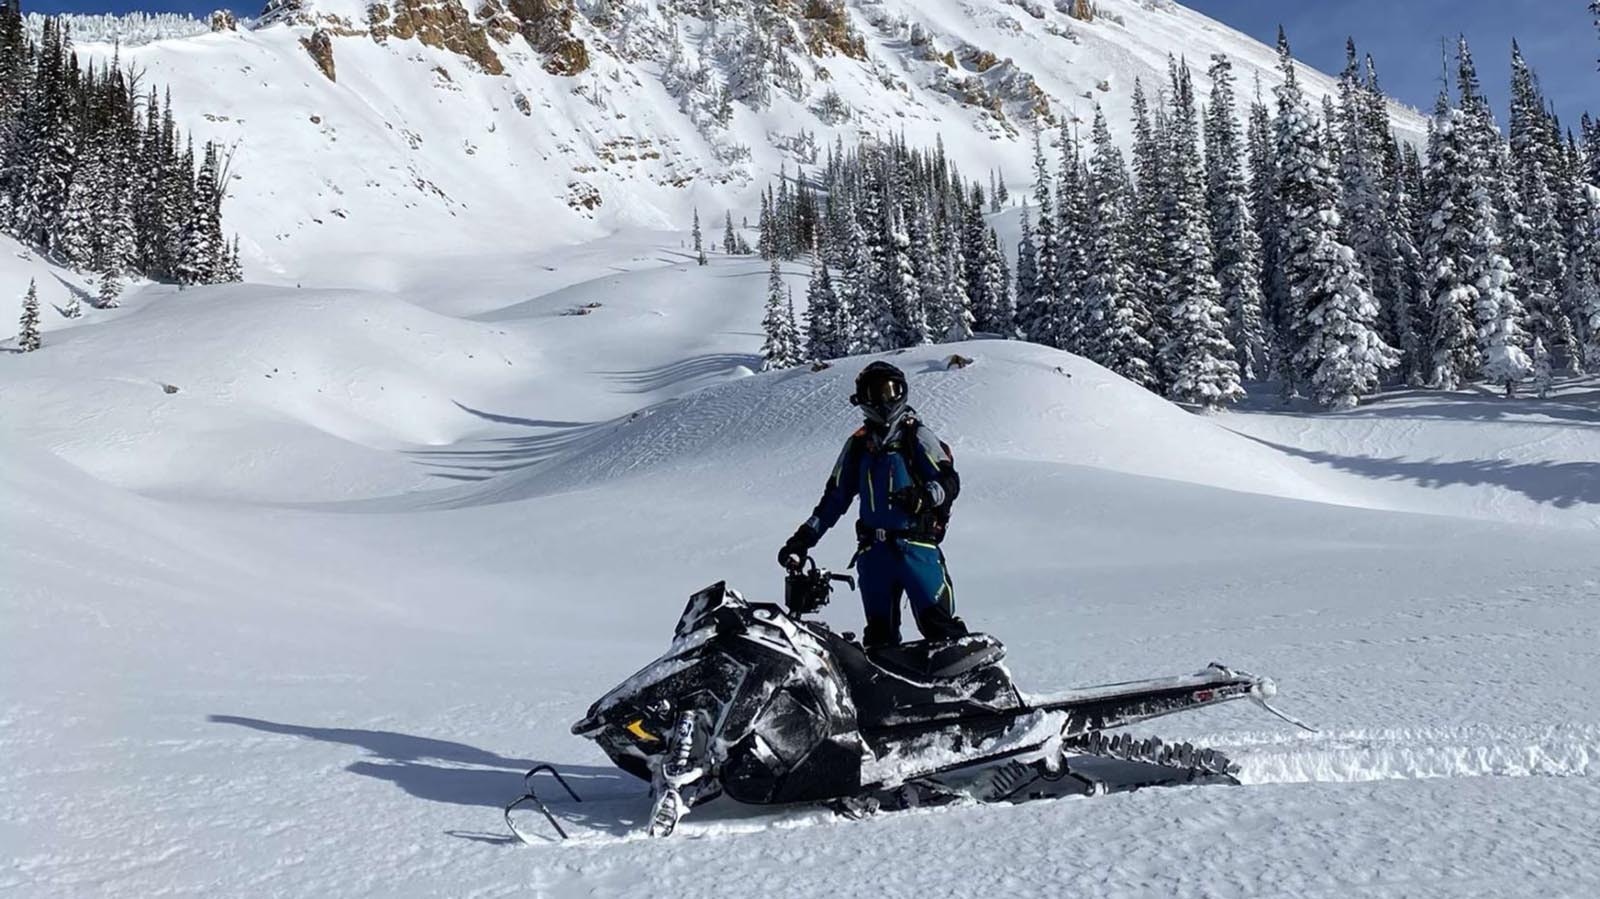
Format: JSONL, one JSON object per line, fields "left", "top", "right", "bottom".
{"left": 626, "top": 719, "right": 661, "bottom": 742}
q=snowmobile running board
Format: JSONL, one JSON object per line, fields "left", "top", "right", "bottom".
{"left": 504, "top": 764, "right": 582, "bottom": 844}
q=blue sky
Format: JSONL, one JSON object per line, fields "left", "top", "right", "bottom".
{"left": 35, "top": 0, "right": 1599, "bottom": 128}
{"left": 1188, "top": 0, "right": 1596, "bottom": 129}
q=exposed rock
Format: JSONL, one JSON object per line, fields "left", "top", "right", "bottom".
{"left": 208, "top": 9, "right": 238, "bottom": 31}
{"left": 302, "top": 29, "right": 337, "bottom": 82}
{"left": 367, "top": 0, "right": 506, "bottom": 75}
{"left": 505, "top": 0, "right": 589, "bottom": 75}
{"left": 801, "top": 0, "right": 866, "bottom": 60}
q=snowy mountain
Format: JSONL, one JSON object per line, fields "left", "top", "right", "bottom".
{"left": 72, "top": 0, "right": 1426, "bottom": 282}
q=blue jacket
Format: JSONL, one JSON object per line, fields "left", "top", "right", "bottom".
{"left": 804, "top": 415, "right": 960, "bottom": 539}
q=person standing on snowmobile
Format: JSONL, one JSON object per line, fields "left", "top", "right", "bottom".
{"left": 778, "top": 361, "right": 967, "bottom": 649}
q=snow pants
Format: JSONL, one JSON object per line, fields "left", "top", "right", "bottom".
{"left": 855, "top": 540, "right": 963, "bottom": 647}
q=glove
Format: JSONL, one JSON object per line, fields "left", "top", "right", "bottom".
{"left": 778, "top": 526, "right": 817, "bottom": 571}
{"left": 889, "top": 486, "right": 930, "bottom": 515}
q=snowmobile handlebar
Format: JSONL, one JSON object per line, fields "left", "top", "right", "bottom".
{"left": 784, "top": 557, "right": 855, "bottom": 617}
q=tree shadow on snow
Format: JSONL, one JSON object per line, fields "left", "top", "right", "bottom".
{"left": 207, "top": 715, "right": 631, "bottom": 815}
{"left": 1240, "top": 435, "right": 1600, "bottom": 509}
{"left": 1237, "top": 383, "right": 1600, "bottom": 429}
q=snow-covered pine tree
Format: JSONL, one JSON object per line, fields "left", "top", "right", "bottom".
{"left": 1507, "top": 42, "right": 1573, "bottom": 362}
{"left": 1567, "top": 182, "right": 1600, "bottom": 370}
{"left": 17, "top": 278, "right": 40, "bottom": 351}
{"left": 758, "top": 189, "right": 775, "bottom": 260}
{"left": 1014, "top": 196, "right": 1040, "bottom": 311}
{"left": 223, "top": 235, "right": 244, "bottom": 283}
{"left": 806, "top": 238, "right": 844, "bottom": 361}
{"left": 903, "top": 194, "right": 937, "bottom": 347}
{"left": 1529, "top": 337, "right": 1552, "bottom": 397}
{"left": 177, "top": 141, "right": 223, "bottom": 285}
{"left": 1335, "top": 42, "right": 1393, "bottom": 334}
{"left": 97, "top": 266, "right": 122, "bottom": 308}
{"left": 1352, "top": 54, "right": 1427, "bottom": 385}
{"left": 1030, "top": 131, "right": 1059, "bottom": 318}
{"left": 1274, "top": 31, "right": 1396, "bottom": 407}
{"left": 60, "top": 283, "right": 81, "bottom": 318}
{"left": 783, "top": 286, "right": 802, "bottom": 364}
{"left": 693, "top": 207, "right": 707, "bottom": 265}
{"left": 723, "top": 211, "right": 738, "bottom": 255}
{"left": 1248, "top": 73, "right": 1287, "bottom": 353}
{"left": 1083, "top": 106, "right": 1155, "bottom": 386}
{"left": 18, "top": 17, "right": 73, "bottom": 255}
{"left": 761, "top": 257, "right": 795, "bottom": 370}
{"left": 1164, "top": 59, "right": 1243, "bottom": 408}
{"left": 1422, "top": 91, "right": 1485, "bottom": 389}
{"left": 1205, "top": 53, "right": 1268, "bottom": 380}
{"left": 1452, "top": 38, "right": 1529, "bottom": 394}
{"left": 1054, "top": 120, "right": 1091, "bottom": 354}
{"left": 841, "top": 213, "right": 878, "bottom": 353}
{"left": 1130, "top": 77, "right": 1173, "bottom": 389}
{"left": 941, "top": 213, "right": 975, "bottom": 342}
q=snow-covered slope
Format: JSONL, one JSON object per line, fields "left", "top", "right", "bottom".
{"left": 4, "top": 232, "right": 1599, "bottom": 897}
{"left": 67, "top": 0, "right": 1424, "bottom": 283}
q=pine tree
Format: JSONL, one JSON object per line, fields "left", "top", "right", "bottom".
{"left": 1568, "top": 182, "right": 1600, "bottom": 370}
{"left": 941, "top": 213, "right": 975, "bottom": 342}
{"left": 1248, "top": 74, "right": 1287, "bottom": 353}
{"left": 1507, "top": 42, "right": 1572, "bottom": 361}
{"left": 97, "top": 266, "right": 122, "bottom": 308}
{"left": 222, "top": 235, "right": 244, "bottom": 283}
{"left": 1275, "top": 30, "right": 1396, "bottom": 407}
{"left": 1015, "top": 197, "right": 1039, "bottom": 311}
{"left": 1083, "top": 106, "right": 1154, "bottom": 386}
{"left": 805, "top": 239, "right": 844, "bottom": 361}
{"left": 783, "top": 287, "right": 802, "bottom": 363}
{"left": 1030, "top": 131, "right": 1059, "bottom": 311}
{"left": 177, "top": 141, "right": 224, "bottom": 285}
{"left": 761, "top": 257, "right": 795, "bottom": 370}
{"left": 1423, "top": 94, "right": 1485, "bottom": 389}
{"left": 17, "top": 278, "right": 40, "bottom": 351}
{"left": 61, "top": 283, "right": 81, "bottom": 318}
{"left": 1205, "top": 53, "right": 1268, "bottom": 380}
{"left": 1529, "top": 337, "right": 1553, "bottom": 397}
{"left": 1054, "top": 121, "right": 1091, "bottom": 354}
{"left": 692, "top": 207, "right": 707, "bottom": 265}
{"left": 1164, "top": 59, "right": 1243, "bottom": 408}
{"left": 1452, "top": 38, "right": 1527, "bottom": 393}
{"left": 1130, "top": 78, "right": 1172, "bottom": 389}
{"left": 723, "top": 210, "right": 738, "bottom": 254}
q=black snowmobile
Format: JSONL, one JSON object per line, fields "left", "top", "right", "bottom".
{"left": 506, "top": 560, "right": 1312, "bottom": 842}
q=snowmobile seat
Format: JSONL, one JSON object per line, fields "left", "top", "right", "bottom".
{"left": 869, "top": 634, "right": 1006, "bottom": 682}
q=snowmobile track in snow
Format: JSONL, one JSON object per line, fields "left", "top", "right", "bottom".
{"left": 1225, "top": 723, "right": 1600, "bottom": 786}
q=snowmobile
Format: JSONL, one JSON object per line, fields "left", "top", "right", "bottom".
{"left": 505, "top": 559, "right": 1313, "bottom": 842}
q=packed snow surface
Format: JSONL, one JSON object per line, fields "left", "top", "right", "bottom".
{"left": 4, "top": 236, "right": 1599, "bottom": 898}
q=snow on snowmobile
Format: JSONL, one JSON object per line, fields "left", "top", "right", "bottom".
{"left": 505, "top": 559, "right": 1313, "bottom": 842}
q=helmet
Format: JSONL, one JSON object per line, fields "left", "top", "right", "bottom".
{"left": 850, "top": 361, "right": 909, "bottom": 426}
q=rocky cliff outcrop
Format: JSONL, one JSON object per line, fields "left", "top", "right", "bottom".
{"left": 367, "top": 0, "right": 506, "bottom": 75}
{"left": 301, "top": 28, "right": 337, "bottom": 81}
{"left": 502, "top": 0, "right": 588, "bottom": 75}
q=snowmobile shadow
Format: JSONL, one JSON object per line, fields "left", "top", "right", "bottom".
{"left": 207, "top": 715, "right": 629, "bottom": 811}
